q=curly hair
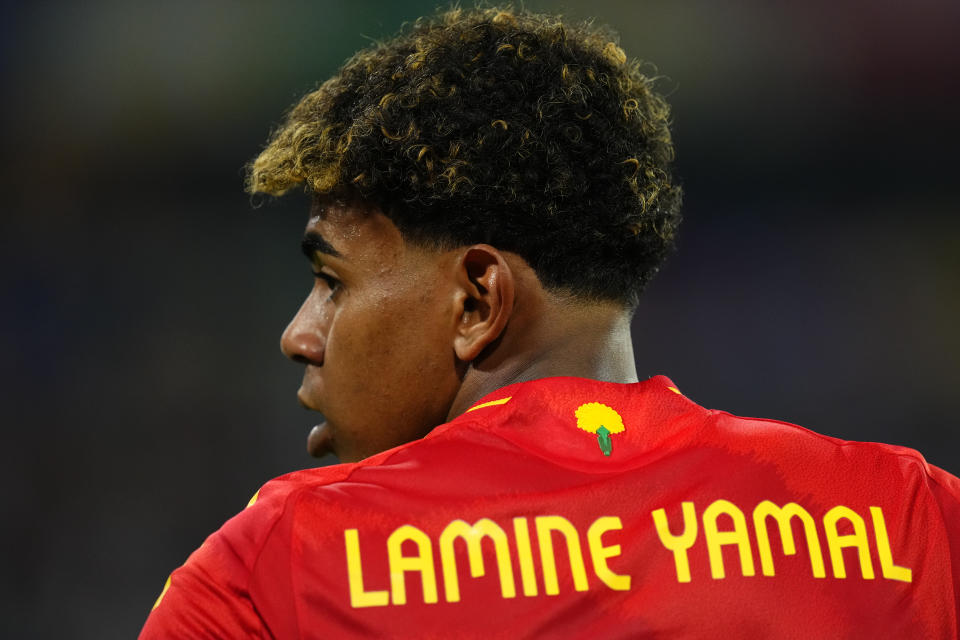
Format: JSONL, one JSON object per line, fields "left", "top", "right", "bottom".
{"left": 247, "top": 6, "right": 682, "bottom": 306}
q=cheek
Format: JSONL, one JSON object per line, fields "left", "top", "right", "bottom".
{"left": 321, "top": 283, "right": 459, "bottom": 458}
{"left": 323, "top": 294, "right": 396, "bottom": 375}
{"left": 327, "top": 287, "right": 451, "bottom": 391}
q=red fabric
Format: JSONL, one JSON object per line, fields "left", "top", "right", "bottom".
{"left": 140, "top": 376, "right": 960, "bottom": 638}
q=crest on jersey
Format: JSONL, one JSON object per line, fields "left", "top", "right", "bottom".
{"left": 574, "top": 402, "right": 625, "bottom": 456}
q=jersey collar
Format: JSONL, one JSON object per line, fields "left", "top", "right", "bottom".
{"left": 439, "top": 376, "right": 710, "bottom": 472}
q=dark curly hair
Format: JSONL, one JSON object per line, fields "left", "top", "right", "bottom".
{"left": 247, "top": 6, "right": 682, "bottom": 307}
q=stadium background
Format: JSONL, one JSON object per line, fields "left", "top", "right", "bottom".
{"left": 2, "top": 1, "right": 957, "bottom": 637}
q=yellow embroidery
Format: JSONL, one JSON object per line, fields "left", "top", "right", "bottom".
{"left": 466, "top": 397, "right": 512, "bottom": 412}
{"left": 666, "top": 386, "right": 681, "bottom": 395}
{"left": 247, "top": 489, "right": 260, "bottom": 508}
{"left": 575, "top": 402, "right": 625, "bottom": 456}
{"left": 575, "top": 402, "right": 625, "bottom": 434}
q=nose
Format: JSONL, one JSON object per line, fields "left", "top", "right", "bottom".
{"left": 280, "top": 296, "right": 326, "bottom": 365}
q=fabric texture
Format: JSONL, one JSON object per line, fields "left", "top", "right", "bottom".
{"left": 140, "top": 376, "right": 960, "bottom": 639}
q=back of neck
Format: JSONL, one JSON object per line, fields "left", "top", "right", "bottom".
{"left": 448, "top": 298, "right": 637, "bottom": 419}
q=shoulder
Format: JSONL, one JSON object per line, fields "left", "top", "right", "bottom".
{"left": 140, "top": 459, "right": 397, "bottom": 638}
{"left": 706, "top": 407, "right": 928, "bottom": 464}
{"left": 240, "top": 463, "right": 355, "bottom": 527}
{"left": 703, "top": 408, "right": 959, "bottom": 497}
{"left": 227, "top": 459, "right": 379, "bottom": 548}
{"left": 230, "top": 437, "right": 472, "bottom": 542}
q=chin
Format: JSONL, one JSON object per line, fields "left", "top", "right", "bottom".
{"left": 306, "top": 421, "right": 335, "bottom": 458}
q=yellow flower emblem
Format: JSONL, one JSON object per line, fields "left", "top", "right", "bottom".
{"left": 575, "top": 402, "right": 625, "bottom": 456}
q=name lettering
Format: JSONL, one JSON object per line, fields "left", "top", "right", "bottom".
{"left": 343, "top": 501, "right": 912, "bottom": 607}
{"left": 652, "top": 500, "right": 912, "bottom": 583}
{"left": 344, "top": 515, "right": 627, "bottom": 607}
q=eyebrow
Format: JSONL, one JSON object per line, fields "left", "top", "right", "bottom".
{"left": 301, "top": 231, "right": 343, "bottom": 259}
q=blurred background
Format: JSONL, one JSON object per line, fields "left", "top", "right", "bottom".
{"left": 2, "top": 0, "right": 958, "bottom": 636}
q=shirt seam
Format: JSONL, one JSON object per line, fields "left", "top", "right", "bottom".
{"left": 247, "top": 486, "right": 302, "bottom": 638}
{"left": 708, "top": 409, "right": 933, "bottom": 462}
{"left": 242, "top": 419, "right": 491, "bottom": 636}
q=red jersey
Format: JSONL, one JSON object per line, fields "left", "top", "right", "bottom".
{"left": 140, "top": 376, "right": 960, "bottom": 638}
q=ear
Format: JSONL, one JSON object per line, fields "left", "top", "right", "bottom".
{"left": 452, "top": 245, "right": 515, "bottom": 362}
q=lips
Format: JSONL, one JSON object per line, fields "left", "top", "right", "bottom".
{"left": 297, "top": 368, "right": 325, "bottom": 407}
{"left": 298, "top": 367, "right": 333, "bottom": 458}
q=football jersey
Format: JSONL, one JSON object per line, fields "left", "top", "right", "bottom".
{"left": 140, "top": 376, "right": 960, "bottom": 638}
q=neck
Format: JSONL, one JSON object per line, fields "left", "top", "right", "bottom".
{"left": 447, "top": 297, "right": 638, "bottom": 420}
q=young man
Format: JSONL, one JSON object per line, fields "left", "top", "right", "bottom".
{"left": 141, "top": 7, "right": 960, "bottom": 638}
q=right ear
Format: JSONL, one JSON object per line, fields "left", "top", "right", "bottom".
{"left": 451, "top": 245, "right": 515, "bottom": 362}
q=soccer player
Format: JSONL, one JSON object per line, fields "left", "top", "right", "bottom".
{"left": 140, "top": 7, "right": 960, "bottom": 638}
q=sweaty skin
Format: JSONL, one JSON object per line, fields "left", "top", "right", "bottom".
{"left": 282, "top": 198, "right": 638, "bottom": 463}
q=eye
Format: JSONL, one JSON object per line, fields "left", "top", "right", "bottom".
{"left": 312, "top": 270, "right": 342, "bottom": 297}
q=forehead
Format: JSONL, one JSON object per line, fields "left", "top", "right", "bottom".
{"left": 305, "top": 198, "right": 406, "bottom": 265}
